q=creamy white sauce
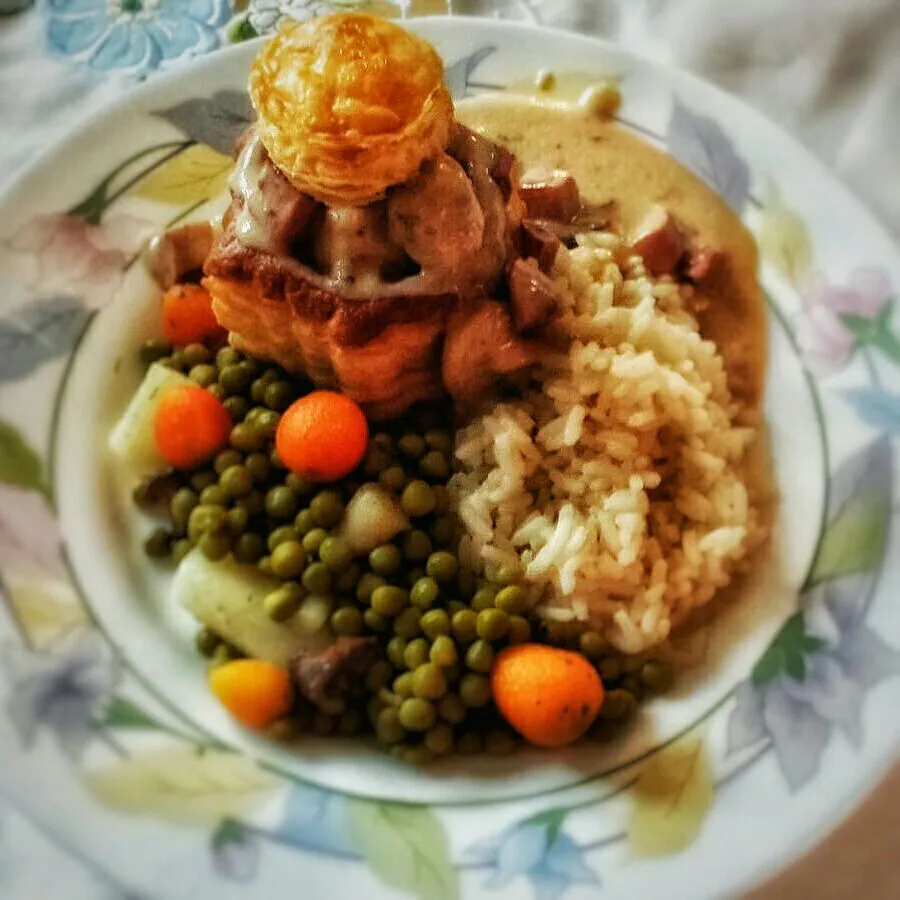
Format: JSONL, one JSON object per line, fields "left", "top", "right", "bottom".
{"left": 230, "top": 136, "right": 273, "bottom": 252}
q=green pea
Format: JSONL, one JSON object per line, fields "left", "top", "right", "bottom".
{"left": 459, "top": 673, "right": 491, "bottom": 708}
{"left": 363, "top": 443, "right": 392, "bottom": 475}
{"left": 250, "top": 377, "right": 270, "bottom": 404}
{"left": 421, "top": 608, "right": 450, "bottom": 639}
{"left": 219, "top": 364, "right": 253, "bottom": 395}
{"left": 465, "top": 639, "right": 495, "bottom": 673}
{"left": 230, "top": 422, "right": 265, "bottom": 453}
{"left": 485, "top": 730, "right": 517, "bottom": 756}
{"left": 507, "top": 615, "right": 532, "bottom": 644}
{"left": 292, "top": 508, "right": 314, "bottom": 536}
{"left": 189, "top": 470, "right": 218, "bottom": 493}
{"left": 308, "top": 490, "right": 343, "bottom": 527}
{"left": 398, "top": 698, "right": 436, "bottom": 731}
{"left": 302, "top": 561, "right": 332, "bottom": 594}
{"left": 267, "top": 525, "right": 299, "bottom": 552}
{"left": 214, "top": 449, "right": 243, "bottom": 475}
{"left": 429, "top": 635, "right": 457, "bottom": 667}
{"left": 438, "top": 693, "right": 466, "bottom": 725}
{"left": 371, "top": 585, "right": 408, "bottom": 618}
{"left": 376, "top": 708, "right": 406, "bottom": 744}
{"left": 171, "top": 539, "right": 193, "bottom": 565}
{"left": 331, "top": 606, "right": 363, "bottom": 636}
{"left": 365, "top": 660, "right": 393, "bottom": 693}
{"left": 452, "top": 609, "right": 478, "bottom": 642}
{"left": 285, "top": 472, "right": 312, "bottom": 495}
{"left": 398, "top": 433, "right": 426, "bottom": 459}
{"left": 400, "top": 480, "right": 436, "bottom": 517}
{"left": 319, "top": 536, "right": 353, "bottom": 572}
{"left": 412, "top": 663, "right": 447, "bottom": 700}
{"left": 402, "top": 530, "right": 432, "bottom": 561}
{"left": 403, "top": 638, "right": 430, "bottom": 670}
{"left": 598, "top": 689, "right": 638, "bottom": 721}
{"left": 357, "top": 572, "right": 386, "bottom": 604}
{"left": 208, "top": 383, "right": 227, "bottom": 402}
{"left": 312, "top": 712, "right": 335, "bottom": 736}
{"left": 368, "top": 544, "right": 402, "bottom": 576}
{"left": 238, "top": 358, "right": 261, "bottom": 379}
{"left": 226, "top": 506, "right": 250, "bottom": 536}
{"left": 266, "top": 486, "right": 299, "bottom": 520}
{"left": 245, "top": 452, "right": 272, "bottom": 484}
{"left": 419, "top": 450, "right": 449, "bottom": 480}
{"left": 271, "top": 541, "right": 307, "bottom": 579}
{"left": 393, "top": 672, "right": 414, "bottom": 697}
{"left": 491, "top": 562, "right": 523, "bottom": 586}
{"left": 264, "top": 583, "right": 304, "bottom": 621}
{"left": 424, "top": 723, "right": 454, "bottom": 756}
{"left": 170, "top": 488, "right": 199, "bottom": 526}
{"left": 335, "top": 562, "right": 362, "bottom": 593}
{"left": 195, "top": 627, "right": 220, "bottom": 657}
{"left": 457, "top": 732, "right": 483, "bottom": 755}
{"left": 139, "top": 338, "right": 172, "bottom": 365}
{"left": 199, "top": 484, "right": 228, "bottom": 508}
{"left": 424, "top": 428, "right": 452, "bottom": 454}
{"left": 216, "top": 347, "right": 242, "bottom": 369}
{"left": 254, "top": 409, "right": 281, "bottom": 440}
{"left": 167, "top": 349, "right": 187, "bottom": 372}
{"left": 429, "top": 516, "right": 455, "bottom": 546}
{"left": 236, "top": 489, "right": 265, "bottom": 517}
{"left": 386, "top": 636, "right": 408, "bottom": 668}
{"left": 471, "top": 586, "right": 497, "bottom": 611}
{"left": 223, "top": 395, "right": 249, "bottom": 422}
{"left": 258, "top": 556, "right": 273, "bottom": 576}
{"left": 233, "top": 532, "right": 266, "bottom": 564}
{"left": 363, "top": 608, "right": 388, "bottom": 633}
{"left": 337, "top": 709, "right": 363, "bottom": 736}
{"left": 393, "top": 607, "right": 422, "bottom": 639}
{"left": 219, "top": 465, "right": 252, "bottom": 498}
{"left": 640, "top": 659, "right": 674, "bottom": 692}
{"left": 426, "top": 551, "right": 458, "bottom": 584}
{"left": 372, "top": 432, "right": 393, "bottom": 452}
{"left": 378, "top": 465, "right": 407, "bottom": 493}
{"left": 182, "top": 342, "right": 212, "bottom": 368}
{"left": 264, "top": 380, "right": 294, "bottom": 411}
{"left": 495, "top": 585, "right": 528, "bottom": 615}
{"left": 410, "top": 577, "right": 439, "bottom": 611}
{"left": 406, "top": 567, "right": 426, "bottom": 588}
{"left": 576, "top": 630, "right": 605, "bottom": 660}
{"left": 199, "top": 531, "right": 232, "bottom": 561}
{"left": 476, "top": 608, "right": 509, "bottom": 641}
{"left": 270, "top": 448, "right": 286, "bottom": 470}
{"left": 188, "top": 504, "right": 228, "bottom": 541}
{"left": 187, "top": 363, "right": 217, "bottom": 387}
{"left": 447, "top": 600, "right": 467, "bottom": 617}
{"left": 302, "top": 527, "right": 328, "bottom": 555}
{"left": 143, "top": 527, "right": 170, "bottom": 559}
{"left": 619, "top": 676, "right": 644, "bottom": 702}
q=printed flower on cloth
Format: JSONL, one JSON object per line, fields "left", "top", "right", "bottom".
{"left": 41, "top": 0, "right": 231, "bottom": 76}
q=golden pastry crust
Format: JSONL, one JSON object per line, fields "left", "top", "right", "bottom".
{"left": 249, "top": 13, "right": 454, "bottom": 206}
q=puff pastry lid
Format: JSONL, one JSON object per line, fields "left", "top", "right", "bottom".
{"left": 249, "top": 13, "right": 454, "bottom": 207}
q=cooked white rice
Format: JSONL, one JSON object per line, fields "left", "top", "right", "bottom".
{"left": 451, "top": 231, "right": 765, "bottom": 655}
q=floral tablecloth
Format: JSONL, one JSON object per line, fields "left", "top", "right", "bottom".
{"left": 1, "top": 1, "right": 899, "bottom": 898}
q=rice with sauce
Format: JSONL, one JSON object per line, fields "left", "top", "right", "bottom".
{"left": 451, "top": 231, "right": 767, "bottom": 655}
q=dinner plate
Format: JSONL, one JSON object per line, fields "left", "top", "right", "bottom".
{"left": 1, "top": 15, "right": 899, "bottom": 900}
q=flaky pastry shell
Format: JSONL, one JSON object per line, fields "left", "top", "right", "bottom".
{"left": 249, "top": 13, "right": 454, "bottom": 207}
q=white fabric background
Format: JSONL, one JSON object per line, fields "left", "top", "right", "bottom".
{"left": 1, "top": 1, "right": 899, "bottom": 897}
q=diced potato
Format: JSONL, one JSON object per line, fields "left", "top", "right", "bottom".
{"left": 109, "top": 362, "right": 192, "bottom": 477}
{"left": 172, "top": 550, "right": 333, "bottom": 666}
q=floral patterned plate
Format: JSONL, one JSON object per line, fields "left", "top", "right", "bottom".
{"left": 2, "top": 17, "right": 900, "bottom": 900}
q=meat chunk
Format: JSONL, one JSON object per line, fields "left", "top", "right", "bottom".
{"left": 518, "top": 171, "right": 581, "bottom": 221}
{"left": 508, "top": 258, "right": 561, "bottom": 331}
{"left": 526, "top": 201, "right": 619, "bottom": 248}
{"left": 145, "top": 222, "right": 214, "bottom": 288}
{"left": 682, "top": 245, "right": 722, "bottom": 284}
{"left": 519, "top": 221, "right": 560, "bottom": 272}
{"left": 387, "top": 154, "right": 485, "bottom": 272}
{"left": 630, "top": 205, "right": 685, "bottom": 277}
{"left": 291, "top": 637, "right": 378, "bottom": 715}
{"left": 442, "top": 299, "right": 542, "bottom": 402}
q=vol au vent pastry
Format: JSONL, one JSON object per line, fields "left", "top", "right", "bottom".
{"left": 204, "top": 13, "right": 579, "bottom": 419}
{"left": 250, "top": 14, "right": 454, "bottom": 207}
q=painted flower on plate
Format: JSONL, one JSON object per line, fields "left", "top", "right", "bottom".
{"left": 41, "top": 0, "right": 231, "bottom": 76}
{"left": 466, "top": 818, "right": 600, "bottom": 900}
{"left": 795, "top": 266, "right": 896, "bottom": 375}
{"left": 1, "top": 629, "right": 119, "bottom": 760}
{"left": 0, "top": 212, "right": 150, "bottom": 304}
